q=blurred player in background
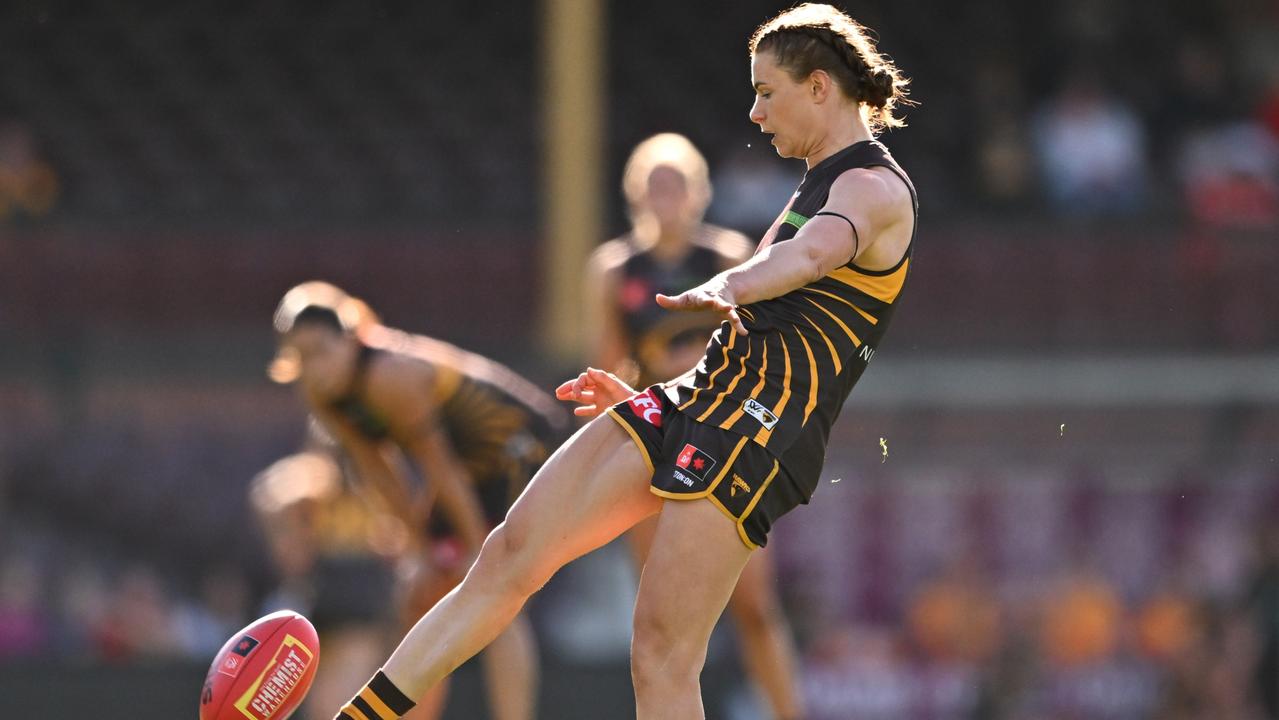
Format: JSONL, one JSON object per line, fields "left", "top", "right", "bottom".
{"left": 334, "top": 4, "right": 916, "bottom": 718}
{"left": 587, "top": 132, "right": 805, "bottom": 719}
{"left": 250, "top": 436, "right": 404, "bottom": 720}
{"left": 588, "top": 133, "right": 754, "bottom": 388}
{"left": 272, "top": 281, "right": 570, "bottom": 720}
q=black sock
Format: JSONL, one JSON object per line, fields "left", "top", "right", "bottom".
{"left": 334, "top": 669, "right": 416, "bottom": 720}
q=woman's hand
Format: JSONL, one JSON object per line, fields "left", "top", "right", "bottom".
{"left": 656, "top": 278, "right": 747, "bottom": 335}
{"left": 554, "top": 367, "right": 638, "bottom": 418}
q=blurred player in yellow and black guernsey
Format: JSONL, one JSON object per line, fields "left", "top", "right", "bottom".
{"left": 250, "top": 428, "right": 405, "bottom": 720}
{"left": 272, "top": 281, "right": 570, "bottom": 720}
{"left": 587, "top": 133, "right": 805, "bottom": 720}
{"left": 588, "top": 133, "right": 754, "bottom": 389}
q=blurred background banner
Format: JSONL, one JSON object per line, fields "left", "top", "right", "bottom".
{"left": 1, "top": 0, "right": 1277, "bottom": 718}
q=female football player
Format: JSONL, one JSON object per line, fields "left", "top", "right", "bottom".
{"left": 337, "top": 4, "right": 917, "bottom": 718}
{"left": 274, "top": 281, "right": 569, "bottom": 720}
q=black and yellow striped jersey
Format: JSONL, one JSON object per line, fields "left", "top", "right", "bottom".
{"left": 333, "top": 325, "right": 570, "bottom": 485}
{"left": 667, "top": 140, "right": 916, "bottom": 486}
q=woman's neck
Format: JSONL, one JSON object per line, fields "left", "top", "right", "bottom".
{"left": 805, "top": 111, "right": 874, "bottom": 169}
{"left": 634, "top": 216, "right": 697, "bottom": 261}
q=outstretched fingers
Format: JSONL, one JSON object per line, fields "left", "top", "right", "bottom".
{"left": 556, "top": 368, "right": 636, "bottom": 418}
{"left": 657, "top": 291, "right": 748, "bottom": 336}
{"left": 723, "top": 306, "right": 748, "bottom": 336}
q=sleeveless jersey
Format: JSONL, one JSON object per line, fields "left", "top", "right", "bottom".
{"left": 331, "top": 327, "right": 569, "bottom": 485}
{"left": 668, "top": 140, "right": 917, "bottom": 485}
{"left": 613, "top": 225, "right": 749, "bottom": 386}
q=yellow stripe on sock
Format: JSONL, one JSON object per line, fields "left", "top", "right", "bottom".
{"left": 359, "top": 687, "right": 397, "bottom": 720}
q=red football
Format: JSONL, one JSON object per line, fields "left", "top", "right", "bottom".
{"left": 200, "top": 610, "right": 321, "bottom": 720}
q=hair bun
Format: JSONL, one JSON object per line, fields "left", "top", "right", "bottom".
{"left": 863, "top": 67, "right": 894, "bottom": 108}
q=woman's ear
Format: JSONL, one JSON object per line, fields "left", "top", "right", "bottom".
{"left": 809, "top": 69, "right": 831, "bottom": 102}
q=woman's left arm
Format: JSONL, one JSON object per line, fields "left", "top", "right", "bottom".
{"left": 657, "top": 169, "right": 899, "bottom": 332}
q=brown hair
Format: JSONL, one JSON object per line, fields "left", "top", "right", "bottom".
{"left": 268, "top": 281, "right": 380, "bottom": 384}
{"left": 749, "top": 3, "right": 913, "bottom": 132}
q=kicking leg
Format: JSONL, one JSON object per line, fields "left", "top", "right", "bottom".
{"left": 378, "top": 416, "right": 661, "bottom": 701}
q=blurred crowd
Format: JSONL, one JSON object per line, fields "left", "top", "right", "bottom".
{"left": 615, "top": 0, "right": 1279, "bottom": 234}
{"left": 0, "top": 1, "right": 1273, "bottom": 229}
{"left": 0, "top": 540, "right": 250, "bottom": 665}
{"left": 708, "top": 52, "right": 1279, "bottom": 235}
{"left": 0, "top": 119, "right": 57, "bottom": 224}
{"left": 0, "top": 384, "right": 287, "bottom": 664}
{"left": 769, "top": 465, "right": 1279, "bottom": 719}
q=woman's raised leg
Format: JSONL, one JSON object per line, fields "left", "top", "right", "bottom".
{"left": 379, "top": 417, "right": 662, "bottom": 699}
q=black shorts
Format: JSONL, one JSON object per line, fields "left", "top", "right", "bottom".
{"left": 607, "top": 385, "right": 807, "bottom": 549}
{"left": 308, "top": 555, "right": 397, "bottom": 631}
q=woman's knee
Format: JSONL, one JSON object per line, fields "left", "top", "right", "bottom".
{"left": 631, "top": 608, "right": 707, "bottom": 685}
{"left": 471, "top": 520, "right": 551, "bottom": 597}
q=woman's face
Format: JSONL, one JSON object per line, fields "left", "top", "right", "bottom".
{"left": 282, "top": 324, "right": 357, "bottom": 401}
{"left": 644, "top": 164, "right": 695, "bottom": 227}
{"left": 749, "top": 50, "right": 816, "bottom": 159}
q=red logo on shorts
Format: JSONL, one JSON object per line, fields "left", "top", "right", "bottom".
{"left": 675, "top": 443, "right": 716, "bottom": 480}
{"left": 628, "top": 388, "right": 663, "bottom": 428}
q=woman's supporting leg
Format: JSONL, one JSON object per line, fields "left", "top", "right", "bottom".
{"left": 631, "top": 499, "right": 754, "bottom": 719}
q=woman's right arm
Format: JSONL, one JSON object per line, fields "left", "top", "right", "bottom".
{"left": 312, "top": 402, "right": 418, "bottom": 529}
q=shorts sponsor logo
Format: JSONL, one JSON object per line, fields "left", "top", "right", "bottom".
{"left": 730, "top": 474, "right": 752, "bottom": 497}
{"left": 742, "top": 398, "right": 779, "bottom": 430}
{"left": 218, "top": 634, "right": 261, "bottom": 678}
{"left": 671, "top": 469, "right": 696, "bottom": 488}
{"left": 675, "top": 443, "right": 716, "bottom": 480}
{"left": 628, "top": 388, "right": 663, "bottom": 428}
{"left": 233, "top": 633, "right": 315, "bottom": 719}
